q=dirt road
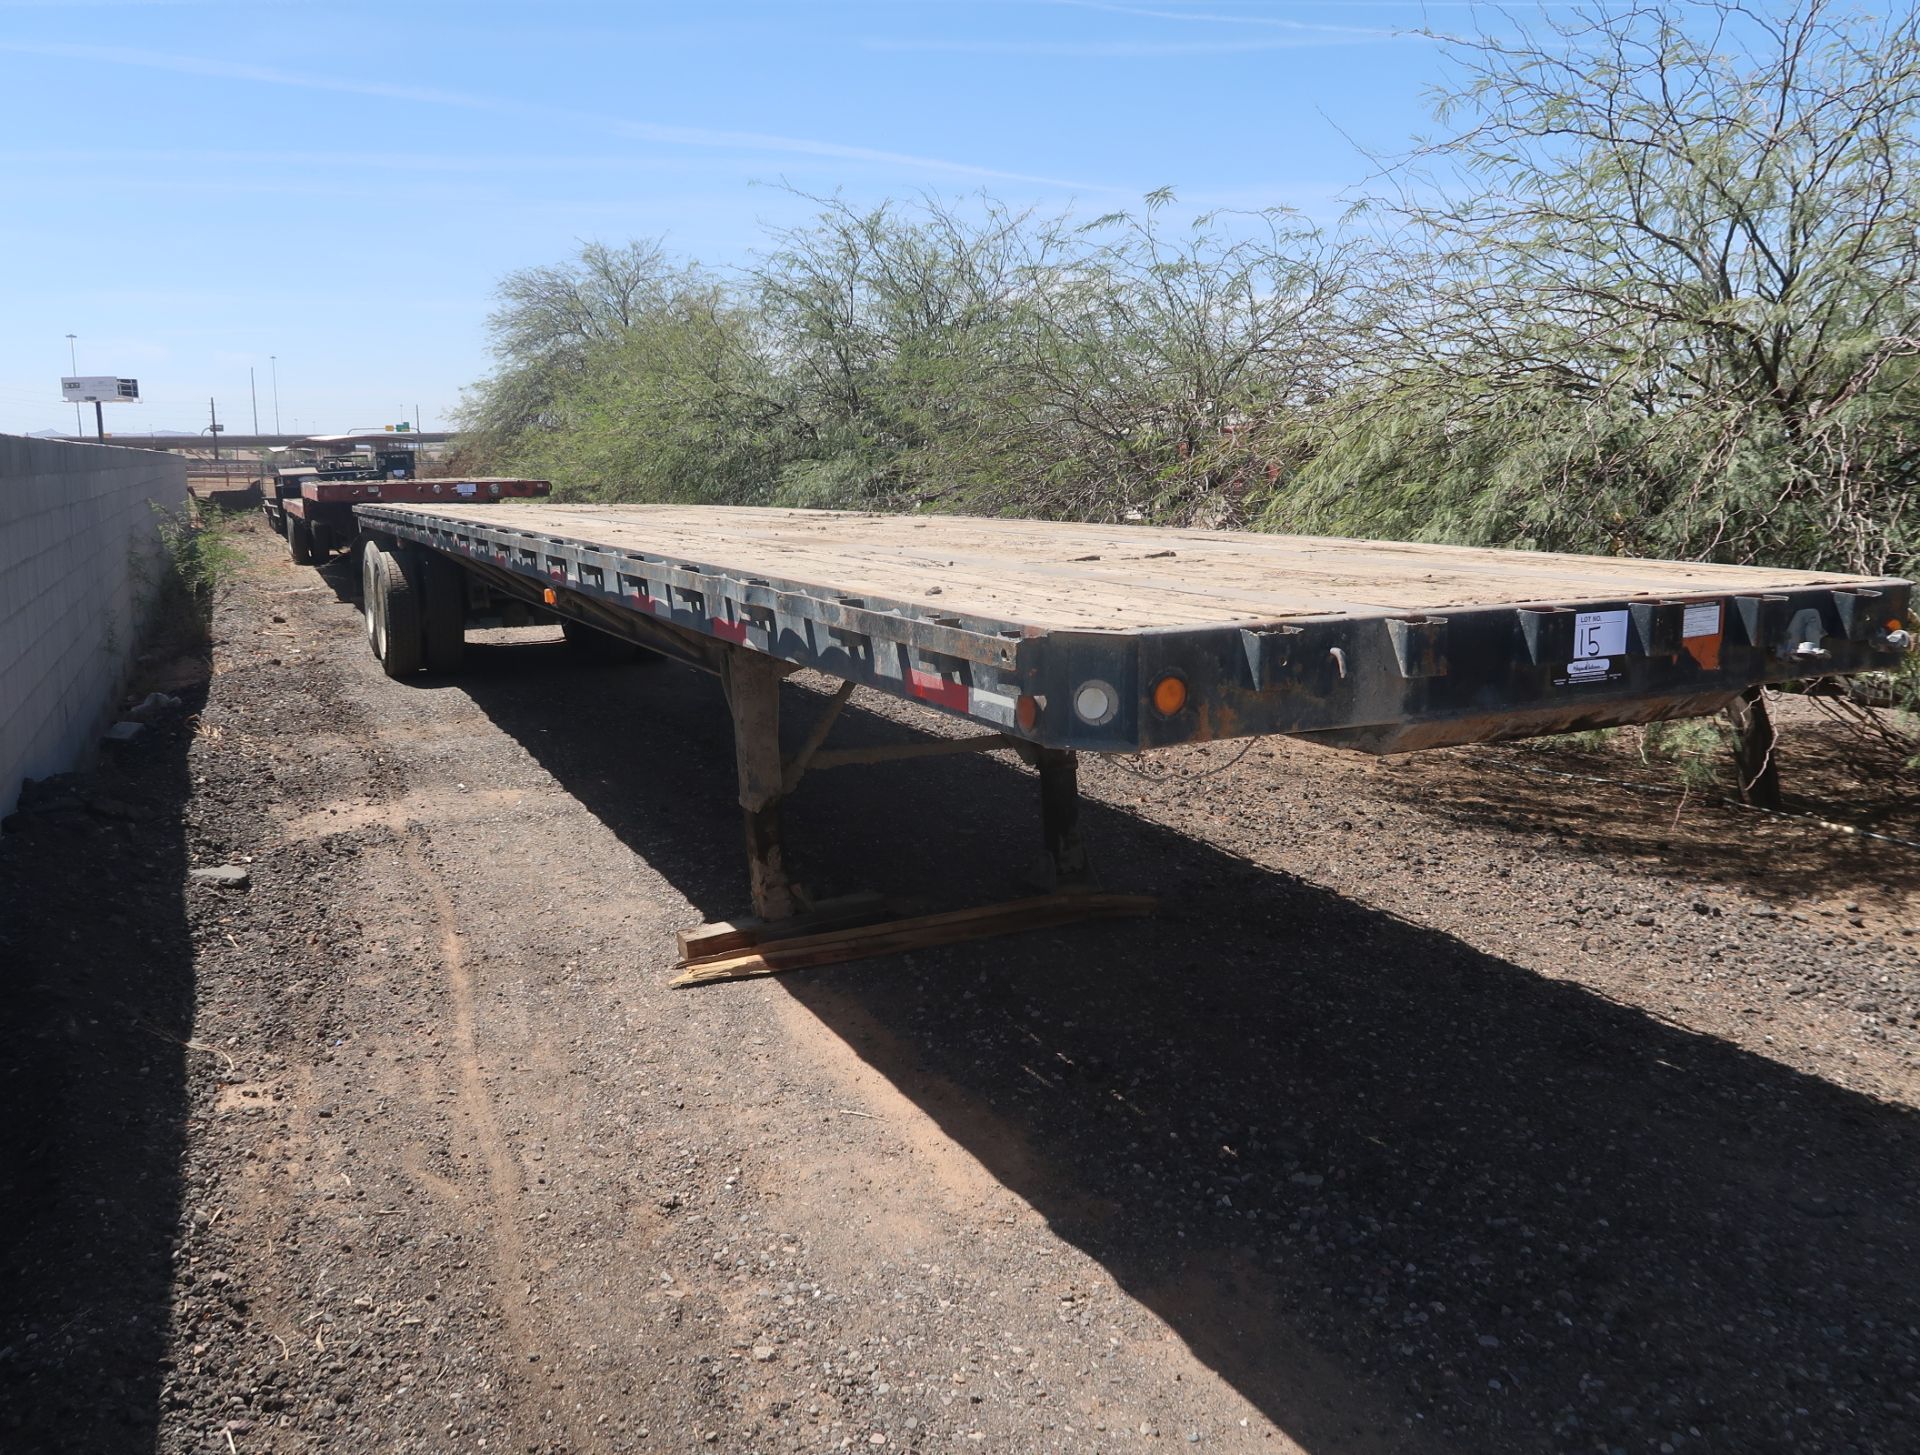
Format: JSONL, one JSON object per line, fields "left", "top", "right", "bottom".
{"left": 4, "top": 515, "right": 1919, "bottom": 1454}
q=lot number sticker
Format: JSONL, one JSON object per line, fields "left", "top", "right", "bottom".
{"left": 1572, "top": 610, "right": 1628, "bottom": 659}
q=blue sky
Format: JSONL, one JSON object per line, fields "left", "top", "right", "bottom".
{"left": 0, "top": 1, "right": 1508, "bottom": 438}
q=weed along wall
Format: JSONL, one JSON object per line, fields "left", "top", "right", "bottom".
{"left": 0, "top": 435, "right": 189, "bottom": 815}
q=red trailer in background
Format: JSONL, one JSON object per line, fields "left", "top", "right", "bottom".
{"left": 266, "top": 477, "right": 551, "bottom": 564}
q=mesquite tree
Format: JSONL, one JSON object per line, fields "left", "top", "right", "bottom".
{"left": 1276, "top": 0, "right": 1920, "bottom": 578}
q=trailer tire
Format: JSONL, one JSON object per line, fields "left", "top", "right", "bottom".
{"left": 376, "top": 549, "right": 423, "bottom": 679}
{"left": 420, "top": 553, "right": 467, "bottom": 675}
{"left": 361, "top": 543, "right": 383, "bottom": 655}
{"left": 288, "top": 515, "right": 315, "bottom": 565}
{"left": 361, "top": 543, "right": 423, "bottom": 679}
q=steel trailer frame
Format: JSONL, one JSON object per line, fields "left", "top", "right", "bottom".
{"left": 353, "top": 502, "right": 1912, "bottom": 928}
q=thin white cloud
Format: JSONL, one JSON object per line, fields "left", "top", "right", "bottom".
{"left": 862, "top": 34, "right": 1399, "bottom": 55}
{"left": 0, "top": 147, "right": 808, "bottom": 176}
{"left": 1039, "top": 0, "right": 1401, "bottom": 37}
{"left": 0, "top": 40, "right": 1110, "bottom": 192}
{"left": 864, "top": 0, "right": 1412, "bottom": 55}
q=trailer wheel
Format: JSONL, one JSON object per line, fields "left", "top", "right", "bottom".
{"left": 420, "top": 553, "right": 467, "bottom": 675}
{"left": 561, "top": 617, "right": 646, "bottom": 663}
{"left": 361, "top": 543, "right": 383, "bottom": 655}
{"left": 288, "top": 515, "right": 315, "bottom": 565}
{"left": 377, "top": 550, "right": 424, "bottom": 679}
{"left": 364, "top": 545, "right": 423, "bottom": 679}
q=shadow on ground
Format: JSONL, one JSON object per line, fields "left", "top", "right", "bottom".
{"left": 0, "top": 689, "right": 205, "bottom": 1452}
{"left": 1385, "top": 733, "right": 1920, "bottom": 906}
{"left": 448, "top": 642, "right": 1920, "bottom": 1454}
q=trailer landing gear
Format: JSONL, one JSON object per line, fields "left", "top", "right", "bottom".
{"left": 671, "top": 648, "right": 1153, "bottom": 986}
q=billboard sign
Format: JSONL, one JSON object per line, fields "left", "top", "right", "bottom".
{"left": 61, "top": 376, "right": 139, "bottom": 403}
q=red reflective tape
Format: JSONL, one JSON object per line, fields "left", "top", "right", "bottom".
{"left": 908, "top": 667, "right": 969, "bottom": 710}
{"left": 710, "top": 617, "right": 748, "bottom": 644}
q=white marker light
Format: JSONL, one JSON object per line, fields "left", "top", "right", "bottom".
{"left": 1073, "top": 679, "right": 1117, "bottom": 726}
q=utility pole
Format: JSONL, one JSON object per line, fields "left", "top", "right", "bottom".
{"left": 208, "top": 397, "right": 220, "bottom": 460}
{"left": 251, "top": 367, "right": 260, "bottom": 434}
{"left": 270, "top": 355, "right": 281, "bottom": 434}
{"left": 66, "top": 334, "right": 81, "bottom": 436}
{"left": 95, "top": 400, "right": 105, "bottom": 441}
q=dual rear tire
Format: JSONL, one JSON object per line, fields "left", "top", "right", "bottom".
{"left": 363, "top": 543, "right": 645, "bottom": 681}
{"left": 361, "top": 542, "right": 423, "bottom": 679}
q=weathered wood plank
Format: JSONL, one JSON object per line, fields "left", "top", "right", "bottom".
{"left": 670, "top": 892, "right": 1157, "bottom": 986}
{"left": 675, "top": 890, "right": 892, "bottom": 961}
{"left": 414, "top": 503, "right": 1868, "bottom": 633}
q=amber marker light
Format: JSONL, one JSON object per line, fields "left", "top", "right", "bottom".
{"left": 1015, "top": 694, "right": 1041, "bottom": 731}
{"left": 543, "top": 588, "right": 558, "bottom": 605}
{"left": 1151, "top": 673, "right": 1188, "bottom": 716}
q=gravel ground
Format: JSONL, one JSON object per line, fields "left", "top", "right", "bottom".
{"left": 3, "top": 514, "right": 1918, "bottom": 1455}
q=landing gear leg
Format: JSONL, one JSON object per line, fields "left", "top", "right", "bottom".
{"left": 1034, "top": 747, "right": 1090, "bottom": 889}
{"left": 722, "top": 649, "right": 798, "bottom": 922}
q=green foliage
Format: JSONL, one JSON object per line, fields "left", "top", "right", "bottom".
{"left": 1266, "top": 0, "right": 1920, "bottom": 580}
{"left": 492, "top": 282, "right": 801, "bottom": 506}
{"left": 138, "top": 500, "right": 239, "bottom": 661}
{"left": 459, "top": 239, "right": 702, "bottom": 462}
{"left": 1639, "top": 718, "right": 1733, "bottom": 793}
{"left": 459, "top": 195, "right": 1358, "bottom": 524}
{"left": 1523, "top": 728, "right": 1617, "bottom": 755}
{"left": 1522, "top": 718, "right": 1738, "bottom": 792}
{"left": 151, "top": 501, "right": 240, "bottom": 606}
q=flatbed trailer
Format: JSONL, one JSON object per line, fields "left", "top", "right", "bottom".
{"left": 351, "top": 503, "right": 1913, "bottom": 964}
{"left": 265, "top": 477, "right": 549, "bottom": 564}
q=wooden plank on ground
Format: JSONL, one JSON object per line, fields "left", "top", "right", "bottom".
{"left": 669, "top": 892, "right": 1156, "bottom": 987}
{"left": 675, "top": 890, "right": 892, "bottom": 961}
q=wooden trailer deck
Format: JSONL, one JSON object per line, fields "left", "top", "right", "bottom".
{"left": 400, "top": 503, "right": 1873, "bottom": 631}
{"left": 358, "top": 501, "right": 1911, "bottom": 757}
{"left": 350, "top": 501, "right": 1913, "bottom": 956}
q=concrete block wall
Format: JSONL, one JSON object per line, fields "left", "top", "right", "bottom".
{"left": 1, "top": 435, "right": 189, "bottom": 814}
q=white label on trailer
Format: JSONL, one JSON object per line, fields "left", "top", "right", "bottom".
{"left": 455, "top": 481, "right": 478, "bottom": 497}
{"left": 1567, "top": 657, "right": 1612, "bottom": 678}
{"left": 1572, "top": 609, "right": 1628, "bottom": 659}
{"left": 1683, "top": 602, "right": 1721, "bottom": 638}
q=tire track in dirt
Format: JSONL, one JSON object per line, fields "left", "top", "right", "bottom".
{"left": 392, "top": 828, "right": 603, "bottom": 1455}
{"left": 253, "top": 526, "right": 598, "bottom": 1451}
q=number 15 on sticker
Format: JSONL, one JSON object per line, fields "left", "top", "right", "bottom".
{"left": 1573, "top": 610, "right": 1628, "bottom": 659}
